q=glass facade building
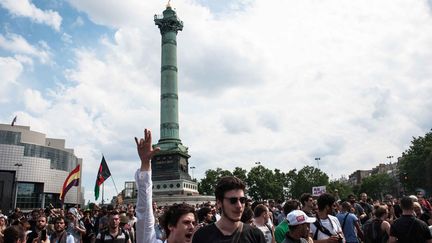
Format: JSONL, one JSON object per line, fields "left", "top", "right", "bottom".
{"left": 0, "top": 124, "right": 83, "bottom": 212}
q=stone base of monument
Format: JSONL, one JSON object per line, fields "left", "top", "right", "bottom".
{"left": 153, "top": 194, "right": 215, "bottom": 206}
{"left": 152, "top": 179, "right": 199, "bottom": 196}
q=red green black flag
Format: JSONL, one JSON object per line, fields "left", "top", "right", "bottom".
{"left": 94, "top": 156, "right": 111, "bottom": 200}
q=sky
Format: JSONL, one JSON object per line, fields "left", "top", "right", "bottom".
{"left": 1, "top": 0, "right": 432, "bottom": 203}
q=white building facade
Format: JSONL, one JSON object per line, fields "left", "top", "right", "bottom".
{"left": 0, "top": 124, "right": 83, "bottom": 212}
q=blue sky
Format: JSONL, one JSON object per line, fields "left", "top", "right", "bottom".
{"left": 1, "top": 0, "right": 432, "bottom": 203}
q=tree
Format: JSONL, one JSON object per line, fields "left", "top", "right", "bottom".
{"left": 246, "top": 165, "right": 283, "bottom": 201}
{"left": 359, "top": 173, "right": 395, "bottom": 200}
{"left": 398, "top": 131, "right": 432, "bottom": 194}
{"left": 274, "top": 168, "right": 297, "bottom": 200}
{"left": 290, "top": 166, "right": 329, "bottom": 199}
{"left": 198, "top": 168, "right": 232, "bottom": 195}
{"left": 327, "top": 180, "right": 353, "bottom": 200}
{"left": 232, "top": 167, "right": 248, "bottom": 182}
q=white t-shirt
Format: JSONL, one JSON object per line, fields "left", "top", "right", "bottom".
{"left": 310, "top": 215, "right": 343, "bottom": 240}
{"left": 256, "top": 224, "right": 273, "bottom": 243}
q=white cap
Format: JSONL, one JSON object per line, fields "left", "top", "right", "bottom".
{"left": 409, "top": 195, "right": 418, "bottom": 202}
{"left": 287, "top": 210, "right": 316, "bottom": 226}
{"left": 68, "top": 207, "right": 81, "bottom": 219}
{"left": 0, "top": 214, "right": 7, "bottom": 220}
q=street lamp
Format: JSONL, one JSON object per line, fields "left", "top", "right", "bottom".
{"left": 13, "top": 163, "right": 23, "bottom": 209}
{"left": 387, "top": 156, "right": 394, "bottom": 163}
{"left": 314, "top": 157, "right": 321, "bottom": 169}
{"left": 190, "top": 166, "right": 196, "bottom": 180}
{"left": 255, "top": 161, "right": 261, "bottom": 165}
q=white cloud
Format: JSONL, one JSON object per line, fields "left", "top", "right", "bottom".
{"left": 71, "top": 16, "right": 84, "bottom": 28}
{"left": 0, "top": 56, "right": 23, "bottom": 102}
{"left": 0, "top": 33, "right": 52, "bottom": 63}
{"left": 67, "top": 0, "right": 159, "bottom": 28}
{"left": 14, "top": 54, "right": 34, "bottom": 66}
{"left": 12, "top": 0, "right": 432, "bottom": 201}
{"left": 23, "top": 89, "right": 51, "bottom": 113}
{"left": 61, "top": 33, "right": 73, "bottom": 44}
{"left": 0, "top": 0, "right": 62, "bottom": 31}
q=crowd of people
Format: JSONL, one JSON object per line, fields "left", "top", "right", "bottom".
{"left": 1, "top": 129, "right": 431, "bottom": 243}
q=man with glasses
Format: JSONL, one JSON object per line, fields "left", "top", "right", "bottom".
{"left": 134, "top": 129, "right": 197, "bottom": 243}
{"left": 192, "top": 176, "right": 265, "bottom": 242}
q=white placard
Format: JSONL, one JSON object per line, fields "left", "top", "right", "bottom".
{"left": 312, "top": 186, "right": 326, "bottom": 196}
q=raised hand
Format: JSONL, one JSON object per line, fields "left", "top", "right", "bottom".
{"left": 135, "top": 129, "right": 161, "bottom": 171}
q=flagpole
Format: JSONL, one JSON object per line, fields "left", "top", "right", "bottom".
{"left": 102, "top": 153, "right": 119, "bottom": 197}
{"left": 102, "top": 182, "right": 104, "bottom": 205}
{"left": 110, "top": 174, "right": 119, "bottom": 196}
{"left": 77, "top": 162, "right": 81, "bottom": 207}
{"left": 101, "top": 153, "right": 104, "bottom": 205}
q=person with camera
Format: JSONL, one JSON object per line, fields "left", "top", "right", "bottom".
{"left": 65, "top": 208, "right": 86, "bottom": 243}
{"left": 309, "top": 193, "right": 344, "bottom": 243}
{"left": 27, "top": 215, "right": 49, "bottom": 243}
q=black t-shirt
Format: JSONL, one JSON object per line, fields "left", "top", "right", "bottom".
{"left": 390, "top": 215, "right": 432, "bottom": 243}
{"left": 192, "top": 223, "right": 266, "bottom": 243}
{"left": 420, "top": 213, "right": 431, "bottom": 226}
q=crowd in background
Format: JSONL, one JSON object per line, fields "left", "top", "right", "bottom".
{"left": 1, "top": 190, "right": 431, "bottom": 243}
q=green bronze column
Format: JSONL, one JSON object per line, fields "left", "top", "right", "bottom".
{"left": 154, "top": 4, "right": 183, "bottom": 149}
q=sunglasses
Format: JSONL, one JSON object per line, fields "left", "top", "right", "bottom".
{"left": 224, "top": 197, "right": 247, "bottom": 204}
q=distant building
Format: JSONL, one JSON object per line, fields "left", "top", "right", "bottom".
{"left": 371, "top": 162, "right": 398, "bottom": 176}
{"left": 0, "top": 124, "right": 83, "bottom": 212}
{"left": 348, "top": 170, "right": 372, "bottom": 186}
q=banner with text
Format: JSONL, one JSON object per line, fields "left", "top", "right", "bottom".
{"left": 312, "top": 186, "right": 326, "bottom": 196}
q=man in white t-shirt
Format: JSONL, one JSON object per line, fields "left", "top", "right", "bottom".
{"left": 253, "top": 204, "right": 274, "bottom": 243}
{"left": 309, "top": 193, "right": 344, "bottom": 243}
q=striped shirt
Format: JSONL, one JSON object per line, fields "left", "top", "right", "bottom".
{"left": 95, "top": 228, "right": 130, "bottom": 243}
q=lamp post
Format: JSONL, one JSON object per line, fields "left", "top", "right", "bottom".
{"left": 13, "top": 163, "right": 23, "bottom": 209}
{"left": 314, "top": 157, "right": 321, "bottom": 169}
{"left": 190, "top": 166, "right": 196, "bottom": 180}
{"left": 255, "top": 161, "right": 261, "bottom": 165}
{"left": 386, "top": 155, "right": 394, "bottom": 163}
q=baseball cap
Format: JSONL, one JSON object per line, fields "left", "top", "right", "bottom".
{"left": 287, "top": 210, "right": 316, "bottom": 226}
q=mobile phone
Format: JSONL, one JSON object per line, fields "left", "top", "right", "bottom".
{"left": 41, "top": 229, "right": 47, "bottom": 241}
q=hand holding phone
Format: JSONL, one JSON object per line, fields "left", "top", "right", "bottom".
{"left": 41, "top": 229, "right": 47, "bottom": 241}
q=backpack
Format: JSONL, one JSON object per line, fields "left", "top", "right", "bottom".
{"left": 362, "top": 219, "right": 388, "bottom": 243}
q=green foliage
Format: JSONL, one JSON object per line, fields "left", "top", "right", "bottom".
{"left": 198, "top": 168, "right": 232, "bottom": 195}
{"left": 327, "top": 180, "right": 353, "bottom": 199}
{"left": 359, "top": 173, "right": 395, "bottom": 200}
{"left": 290, "top": 166, "right": 329, "bottom": 199}
{"left": 398, "top": 131, "right": 432, "bottom": 194}
{"left": 198, "top": 165, "right": 333, "bottom": 201}
{"left": 246, "top": 165, "right": 280, "bottom": 201}
{"left": 233, "top": 167, "right": 248, "bottom": 182}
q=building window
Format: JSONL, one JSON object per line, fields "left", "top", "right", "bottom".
{"left": 44, "top": 193, "right": 61, "bottom": 208}
{"left": 16, "top": 182, "right": 43, "bottom": 209}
